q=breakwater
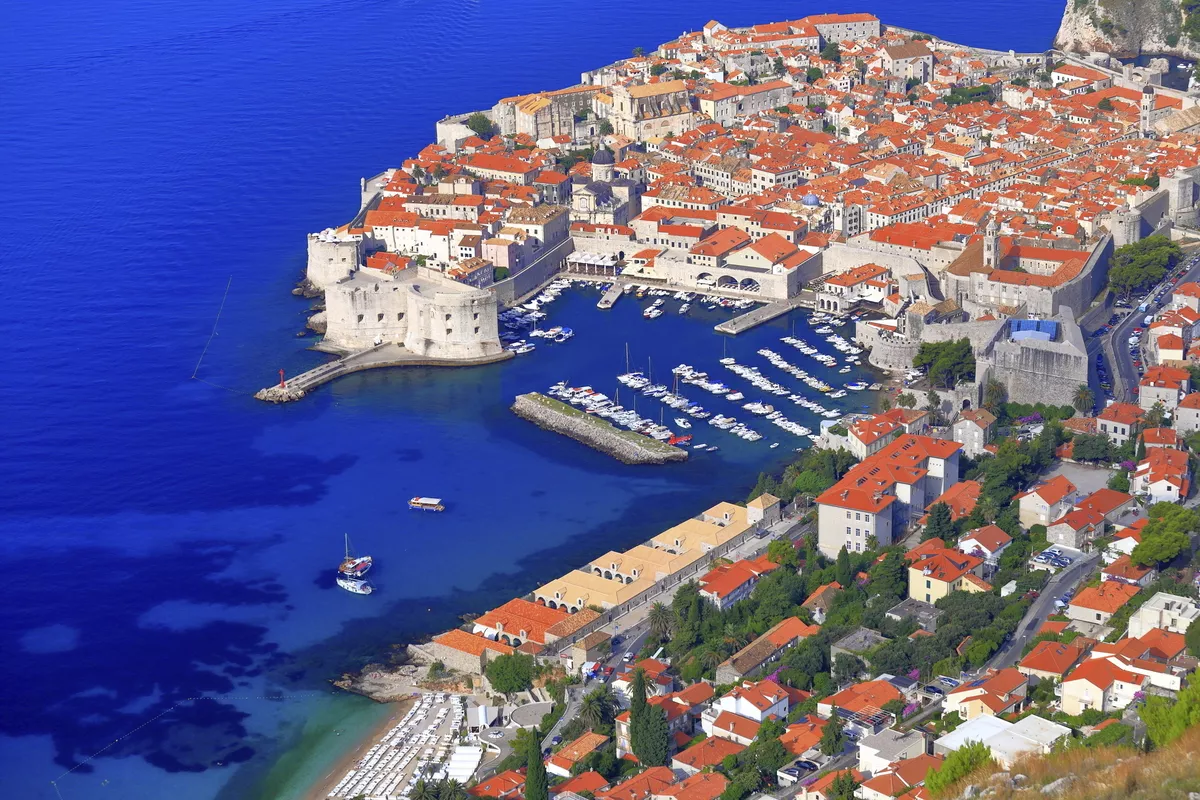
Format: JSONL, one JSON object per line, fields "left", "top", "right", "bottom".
{"left": 511, "top": 392, "right": 688, "bottom": 464}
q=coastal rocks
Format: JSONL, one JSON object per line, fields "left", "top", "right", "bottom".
{"left": 307, "top": 310, "right": 327, "bottom": 334}
{"left": 334, "top": 663, "right": 423, "bottom": 703}
{"left": 255, "top": 384, "right": 306, "bottom": 403}
{"left": 511, "top": 393, "right": 688, "bottom": 465}
{"left": 1055, "top": 0, "right": 1200, "bottom": 61}
{"left": 292, "top": 278, "right": 323, "bottom": 299}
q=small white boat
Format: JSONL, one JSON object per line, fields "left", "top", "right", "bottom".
{"left": 692, "top": 442, "right": 708, "bottom": 449}
{"left": 705, "top": 446, "right": 719, "bottom": 452}
{"left": 674, "top": 418, "right": 692, "bottom": 429}
{"left": 337, "top": 576, "right": 373, "bottom": 595}
{"left": 515, "top": 344, "right": 536, "bottom": 354}
{"left": 770, "top": 443, "right": 780, "bottom": 449}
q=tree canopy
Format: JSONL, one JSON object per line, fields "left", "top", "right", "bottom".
{"left": 484, "top": 653, "right": 533, "bottom": 693}
{"left": 925, "top": 740, "right": 994, "bottom": 797}
{"left": 1108, "top": 235, "right": 1182, "bottom": 298}
{"left": 913, "top": 339, "right": 975, "bottom": 389}
{"left": 464, "top": 112, "right": 496, "bottom": 140}
{"left": 923, "top": 502, "right": 955, "bottom": 543}
{"left": 1131, "top": 503, "right": 1199, "bottom": 567}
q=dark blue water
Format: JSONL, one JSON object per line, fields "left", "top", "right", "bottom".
{"left": 2, "top": 2, "right": 1062, "bottom": 798}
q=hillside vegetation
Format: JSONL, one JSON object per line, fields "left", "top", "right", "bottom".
{"left": 936, "top": 723, "right": 1200, "bottom": 799}
{"left": 1056, "top": 0, "right": 1200, "bottom": 59}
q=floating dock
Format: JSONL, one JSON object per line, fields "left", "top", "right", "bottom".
{"left": 715, "top": 297, "right": 803, "bottom": 335}
{"left": 596, "top": 281, "right": 627, "bottom": 309}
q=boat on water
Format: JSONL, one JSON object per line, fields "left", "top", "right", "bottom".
{"left": 674, "top": 418, "right": 692, "bottom": 429}
{"left": 845, "top": 381, "right": 869, "bottom": 391}
{"left": 337, "top": 576, "right": 374, "bottom": 595}
{"left": 705, "top": 446, "right": 719, "bottom": 452}
{"left": 338, "top": 534, "right": 372, "bottom": 578}
{"left": 409, "top": 497, "right": 446, "bottom": 512}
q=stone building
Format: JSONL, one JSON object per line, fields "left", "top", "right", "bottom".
{"left": 491, "top": 86, "right": 600, "bottom": 139}
{"left": 322, "top": 265, "right": 503, "bottom": 357}
{"left": 306, "top": 228, "right": 364, "bottom": 290}
{"left": 570, "top": 149, "right": 640, "bottom": 226}
{"left": 608, "top": 80, "right": 695, "bottom": 141}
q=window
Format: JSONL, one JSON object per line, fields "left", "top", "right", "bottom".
{"left": 855, "top": 541, "right": 861, "bottom": 551}
{"left": 397, "top": 313, "right": 404, "bottom": 321}
{"left": 377, "top": 313, "right": 384, "bottom": 322}
{"left": 474, "top": 326, "right": 480, "bottom": 334}
{"left": 356, "top": 314, "right": 364, "bottom": 323}
{"left": 855, "top": 512, "right": 861, "bottom": 521}
{"left": 855, "top": 529, "right": 861, "bottom": 536}
{"left": 1097, "top": 613, "right": 1102, "bottom": 621}
{"left": 846, "top": 511, "right": 851, "bottom": 519}
{"left": 864, "top": 514, "right": 871, "bottom": 522}
{"left": 473, "top": 313, "right": 479, "bottom": 320}
{"left": 445, "top": 313, "right": 452, "bottom": 321}
{"left": 926, "top": 594, "right": 931, "bottom": 602}
{"left": 846, "top": 527, "right": 851, "bottom": 535}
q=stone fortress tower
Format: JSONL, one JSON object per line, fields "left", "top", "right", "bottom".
{"left": 1109, "top": 207, "right": 1142, "bottom": 248}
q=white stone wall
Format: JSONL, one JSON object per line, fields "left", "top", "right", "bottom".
{"left": 306, "top": 233, "right": 361, "bottom": 290}
{"left": 323, "top": 267, "right": 502, "bottom": 358}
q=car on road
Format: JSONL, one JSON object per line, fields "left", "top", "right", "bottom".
{"left": 781, "top": 768, "right": 803, "bottom": 778}
{"left": 543, "top": 747, "right": 552, "bottom": 758}
{"left": 622, "top": 652, "right": 634, "bottom": 663}
{"left": 602, "top": 666, "right": 614, "bottom": 677}
{"left": 795, "top": 760, "right": 820, "bottom": 772}
{"left": 551, "top": 735, "right": 563, "bottom": 745}
{"left": 924, "top": 684, "right": 945, "bottom": 696}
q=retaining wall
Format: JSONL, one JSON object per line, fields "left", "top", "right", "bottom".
{"left": 511, "top": 393, "right": 688, "bottom": 464}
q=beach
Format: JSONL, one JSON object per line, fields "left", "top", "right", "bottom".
{"left": 301, "top": 696, "right": 417, "bottom": 800}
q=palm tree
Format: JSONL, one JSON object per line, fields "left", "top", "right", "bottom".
{"left": 438, "top": 779, "right": 468, "bottom": 800}
{"left": 1073, "top": 384, "right": 1095, "bottom": 414}
{"left": 411, "top": 779, "right": 437, "bottom": 800}
{"left": 983, "top": 378, "right": 1006, "bottom": 412}
{"left": 699, "top": 647, "right": 725, "bottom": 671}
{"left": 579, "top": 688, "right": 611, "bottom": 730}
{"left": 647, "top": 602, "right": 675, "bottom": 641}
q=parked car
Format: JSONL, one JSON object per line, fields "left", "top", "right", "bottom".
{"left": 551, "top": 735, "right": 563, "bottom": 745}
{"left": 796, "top": 761, "right": 820, "bottom": 772}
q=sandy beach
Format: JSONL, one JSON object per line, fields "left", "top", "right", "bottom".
{"left": 302, "top": 696, "right": 417, "bottom": 800}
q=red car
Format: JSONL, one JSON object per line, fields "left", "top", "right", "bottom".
{"left": 602, "top": 666, "right": 614, "bottom": 677}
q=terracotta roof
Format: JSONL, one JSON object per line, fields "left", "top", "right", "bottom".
{"left": 551, "top": 772, "right": 608, "bottom": 796}
{"left": 823, "top": 679, "right": 903, "bottom": 715}
{"left": 712, "top": 711, "right": 761, "bottom": 740}
{"left": 780, "top": 716, "right": 827, "bottom": 755}
{"left": 470, "top": 769, "right": 525, "bottom": 798}
{"left": 673, "top": 736, "right": 746, "bottom": 769}
{"left": 433, "top": 629, "right": 514, "bottom": 657}
{"left": 1065, "top": 657, "right": 1144, "bottom": 690}
{"left": 1098, "top": 402, "right": 1144, "bottom": 426}
{"left": 1020, "top": 640, "right": 1085, "bottom": 676}
{"left": 960, "top": 524, "right": 1012, "bottom": 554}
{"left": 1070, "top": 581, "right": 1140, "bottom": 614}
{"left": 1028, "top": 475, "right": 1077, "bottom": 506}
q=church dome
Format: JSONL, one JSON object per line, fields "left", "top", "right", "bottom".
{"left": 591, "top": 147, "right": 615, "bottom": 166}
{"left": 801, "top": 193, "right": 821, "bottom": 206}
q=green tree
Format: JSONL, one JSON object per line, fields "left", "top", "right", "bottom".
{"left": 1107, "top": 235, "right": 1183, "bottom": 299}
{"left": 819, "top": 710, "right": 845, "bottom": 755}
{"left": 774, "top": 56, "right": 785, "bottom": 75}
{"left": 484, "top": 653, "right": 533, "bottom": 693}
{"left": 438, "top": 779, "right": 468, "bottom": 800}
{"left": 632, "top": 46, "right": 646, "bottom": 57}
{"left": 835, "top": 548, "right": 852, "bottom": 587}
{"left": 768, "top": 538, "right": 799, "bottom": 568}
{"left": 649, "top": 64, "right": 668, "bottom": 76}
{"left": 629, "top": 668, "right": 648, "bottom": 757}
{"left": 897, "top": 392, "right": 917, "bottom": 408}
{"left": 1142, "top": 674, "right": 1200, "bottom": 748}
{"left": 925, "top": 740, "right": 994, "bottom": 797}
{"left": 827, "top": 771, "right": 859, "bottom": 800}
{"left": 923, "top": 502, "right": 955, "bottom": 542}
{"left": 914, "top": 339, "right": 976, "bottom": 389}
{"left": 635, "top": 705, "right": 670, "bottom": 766}
{"left": 821, "top": 42, "right": 841, "bottom": 62}
{"left": 1098, "top": 97, "right": 1114, "bottom": 110}
{"left": 1107, "top": 470, "right": 1130, "bottom": 492}
{"left": 465, "top": 112, "right": 496, "bottom": 140}
{"left": 411, "top": 779, "right": 437, "bottom": 800}
{"left": 806, "top": 67, "right": 824, "bottom": 83}
{"left": 598, "top": 120, "right": 614, "bottom": 136}
{"left": 525, "top": 730, "right": 549, "bottom": 800}
{"left": 983, "top": 378, "right": 1007, "bottom": 413}
{"left": 1132, "top": 504, "right": 1199, "bottom": 567}
{"left": 579, "top": 687, "right": 615, "bottom": 731}
{"left": 1073, "top": 384, "right": 1094, "bottom": 414}
{"left": 833, "top": 652, "right": 864, "bottom": 682}
{"left": 1187, "top": 616, "right": 1200, "bottom": 657}
{"left": 869, "top": 550, "right": 907, "bottom": 600}
{"left": 1071, "top": 433, "right": 1114, "bottom": 463}
{"left": 648, "top": 602, "right": 675, "bottom": 641}
{"left": 1144, "top": 401, "right": 1168, "bottom": 429}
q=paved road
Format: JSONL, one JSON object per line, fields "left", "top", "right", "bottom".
{"left": 1097, "top": 251, "right": 1200, "bottom": 404}
{"left": 986, "top": 551, "right": 1100, "bottom": 670}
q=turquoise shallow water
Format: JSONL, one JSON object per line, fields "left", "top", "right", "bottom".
{"left": 0, "top": 1, "right": 1064, "bottom": 798}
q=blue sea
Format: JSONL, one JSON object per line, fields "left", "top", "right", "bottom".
{"left": 1, "top": 2, "right": 1063, "bottom": 798}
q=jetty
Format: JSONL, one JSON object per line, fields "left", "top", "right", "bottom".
{"left": 596, "top": 281, "right": 627, "bottom": 309}
{"left": 255, "top": 343, "right": 512, "bottom": 403}
{"left": 511, "top": 392, "right": 687, "bottom": 464}
{"left": 714, "top": 294, "right": 807, "bottom": 335}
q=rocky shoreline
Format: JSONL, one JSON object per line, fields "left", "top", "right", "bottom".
{"left": 512, "top": 392, "right": 688, "bottom": 465}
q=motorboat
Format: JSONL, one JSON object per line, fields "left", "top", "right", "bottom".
{"left": 337, "top": 576, "right": 374, "bottom": 595}
{"left": 409, "top": 497, "right": 446, "bottom": 512}
{"left": 674, "top": 418, "right": 692, "bottom": 429}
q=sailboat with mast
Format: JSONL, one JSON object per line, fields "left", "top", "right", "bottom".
{"left": 338, "top": 534, "right": 373, "bottom": 579}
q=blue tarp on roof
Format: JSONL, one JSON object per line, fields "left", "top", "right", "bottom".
{"left": 1008, "top": 319, "right": 1058, "bottom": 340}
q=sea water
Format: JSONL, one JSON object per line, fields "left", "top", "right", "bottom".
{"left": 1, "top": 1, "right": 1062, "bottom": 798}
